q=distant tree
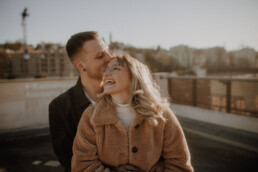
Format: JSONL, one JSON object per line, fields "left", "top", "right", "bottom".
{"left": 4, "top": 41, "right": 23, "bottom": 51}
{"left": 156, "top": 45, "right": 161, "bottom": 52}
{"left": 206, "top": 47, "right": 227, "bottom": 73}
{"left": 238, "top": 58, "right": 251, "bottom": 70}
{"left": 216, "top": 48, "right": 227, "bottom": 71}
{"left": 256, "top": 52, "right": 258, "bottom": 68}
{"left": 144, "top": 50, "right": 178, "bottom": 72}
{"left": 227, "top": 52, "right": 235, "bottom": 69}
{"left": 145, "top": 50, "right": 158, "bottom": 72}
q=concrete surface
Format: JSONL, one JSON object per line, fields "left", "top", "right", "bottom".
{"left": 0, "top": 117, "right": 257, "bottom": 172}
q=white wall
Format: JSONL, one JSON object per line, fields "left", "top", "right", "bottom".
{"left": 171, "top": 104, "right": 258, "bottom": 134}
{"left": 0, "top": 78, "right": 77, "bottom": 132}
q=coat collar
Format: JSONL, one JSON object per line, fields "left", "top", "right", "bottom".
{"left": 90, "top": 100, "right": 145, "bottom": 126}
{"left": 90, "top": 100, "right": 118, "bottom": 125}
{"left": 72, "top": 77, "right": 91, "bottom": 108}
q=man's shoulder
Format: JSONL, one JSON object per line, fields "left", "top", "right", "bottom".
{"left": 49, "top": 85, "right": 76, "bottom": 108}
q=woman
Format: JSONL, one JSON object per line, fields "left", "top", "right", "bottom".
{"left": 72, "top": 55, "right": 193, "bottom": 172}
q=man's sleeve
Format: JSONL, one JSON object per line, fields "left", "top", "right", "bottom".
{"left": 49, "top": 100, "right": 72, "bottom": 171}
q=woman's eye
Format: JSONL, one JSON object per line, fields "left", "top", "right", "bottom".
{"left": 111, "top": 67, "right": 119, "bottom": 72}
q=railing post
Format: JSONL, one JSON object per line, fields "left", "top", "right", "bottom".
{"left": 226, "top": 80, "right": 231, "bottom": 113}
{"left": 167, "top": 78, "right": 172, "bottom": 102}
{"left": 193, "top": 79, "right": 197, "bottom": 106}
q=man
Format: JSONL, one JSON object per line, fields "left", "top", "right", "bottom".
{"left": 49, "top": 31, "right": 112, "bottom": 172}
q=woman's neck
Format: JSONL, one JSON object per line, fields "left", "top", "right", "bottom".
{"left": 111, "top": 92, "right": 130, "bottom": 104}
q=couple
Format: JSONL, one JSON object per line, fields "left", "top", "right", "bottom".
{"left": 49, "top": 31, "right": 193, "bottom": 172}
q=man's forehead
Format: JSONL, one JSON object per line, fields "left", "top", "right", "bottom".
{"left": 84, "top": 38, "right": 108, "bottom": 51}
{"left": 77, "top": 38, "right": 108, "bottom": 59}
{"left": 98, "top": 38, "right": 108, "bottom": 48}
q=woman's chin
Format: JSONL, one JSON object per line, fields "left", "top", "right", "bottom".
{"left": 103, "top": 88, "right": 113, "bottom": 95}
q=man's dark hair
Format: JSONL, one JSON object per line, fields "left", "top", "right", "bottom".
{"left": 66, "top": 31, "right": 98, "bottom": 60}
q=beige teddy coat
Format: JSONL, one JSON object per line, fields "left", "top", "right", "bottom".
{"left": 72, "top": 101, "right": 193, "bottom": 172}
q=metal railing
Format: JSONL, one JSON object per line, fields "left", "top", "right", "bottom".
{"left": 160, "top": 76, "right": 258, "bottom": 117}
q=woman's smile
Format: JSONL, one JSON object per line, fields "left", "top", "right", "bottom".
{"left": 103, "top": 78, "right": 116, "bottom": 91}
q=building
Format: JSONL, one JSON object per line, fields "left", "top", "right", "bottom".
{"left": 0, "top": 43, "right": 75, "bottom": 79}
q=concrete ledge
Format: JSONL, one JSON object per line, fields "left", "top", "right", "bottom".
{"left": 0, "top": 127, "right": 49, "bottom": 140}
{"left": 171, "top": 104, "right": 258, "bottom": 134}
{"left": 0, "top": 79, "right": 76, "bottom": 132}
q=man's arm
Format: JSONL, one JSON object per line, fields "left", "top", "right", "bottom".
{"left": 49, "top": 100, "right": 72, "bottom": 171}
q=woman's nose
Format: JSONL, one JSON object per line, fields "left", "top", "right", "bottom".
{"left": 103, "top": 71, "right": 112, "bottom": 76}
{"left": 101, "top": 68, "right": 111, "bottom": 76}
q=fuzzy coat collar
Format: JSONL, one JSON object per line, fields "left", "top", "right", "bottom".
{"left": 90, "top": 100, "right": 143, "bottom": 126}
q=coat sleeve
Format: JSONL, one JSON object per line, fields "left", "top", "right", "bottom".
{"left": 162, "top": 108, "right": 194, "bottom": 172}
{"left": 49, "top": 100, "right": 72, "bottom": 171}
{"left": 72, "top": 106, "right": 111, "bottom": 172}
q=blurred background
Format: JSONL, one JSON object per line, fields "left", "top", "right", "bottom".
{"left": 0, "top": 0, "right": 258, "bottom": 172}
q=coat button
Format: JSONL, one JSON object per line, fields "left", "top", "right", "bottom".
{"left": 135, "top": 124, "right": 139, "bottom": 129}
{"left": 132, "top": 146, "right": 138, "bottom": 153}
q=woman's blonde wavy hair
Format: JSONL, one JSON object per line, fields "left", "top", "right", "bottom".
{"left": 98, "top": 55, "right": 169, "bottom": 126}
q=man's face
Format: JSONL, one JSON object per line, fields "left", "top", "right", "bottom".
{"left": 79, "top": 38, "right": 112, "bottom": 80}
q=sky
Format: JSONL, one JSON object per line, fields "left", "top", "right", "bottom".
{"left": 0, "top": 0, "right": 258, "bottom": 51}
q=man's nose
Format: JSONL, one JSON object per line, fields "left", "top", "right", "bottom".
{"left": 104, "top": 52, "right": 112, "bottom": 63}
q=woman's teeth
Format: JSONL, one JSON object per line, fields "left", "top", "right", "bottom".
{"left": 106, "top": 80, "right": 114, "bottom": 84}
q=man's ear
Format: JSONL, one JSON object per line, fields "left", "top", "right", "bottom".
{"left": 73, "top": 60, "right": 86, "bottom": 73}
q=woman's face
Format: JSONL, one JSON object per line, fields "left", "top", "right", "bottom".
{"left": 102, "top": 58, "right": 131, "bottom": 98}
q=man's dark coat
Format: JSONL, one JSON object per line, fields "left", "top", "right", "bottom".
{"left": 49, "top": 78, "right": 91, "bottom": 172}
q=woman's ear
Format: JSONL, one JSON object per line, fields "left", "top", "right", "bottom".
{"left": 73, "top": 60, "right": 87, "bottom": 73}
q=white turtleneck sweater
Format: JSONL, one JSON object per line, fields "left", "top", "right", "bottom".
{"left": 115, "top": 102, "right": 136, "bottom": 132}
